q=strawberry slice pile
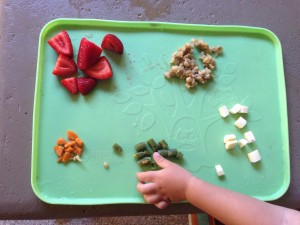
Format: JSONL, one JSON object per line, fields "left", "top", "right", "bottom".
{"left": 48, "top": 30, "right": 124, "bottom": 95}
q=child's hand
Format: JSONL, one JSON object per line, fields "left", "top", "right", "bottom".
{"left": 136, "top": 152, "right": 193, "bottom": 209}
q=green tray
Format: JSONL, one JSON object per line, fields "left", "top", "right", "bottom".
{"left": 32, "top": 19, "right": 290, "bottom": 205}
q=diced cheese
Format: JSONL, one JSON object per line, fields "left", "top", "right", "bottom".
{"left": 224, "top": 134, "right": 236, "bottom": 143}
{"left": 244, "top": 131, "right": 256, "bottom": 143}
{"left": 225, "top": 140, "right": 237, "bottom": 150}
{"left": 240, "top": 105, "right": 249, "bottom": 113}
{"left": 238, "top": 139, "right": 248, "bottom": 148}
{"left": 247, "top": 150, "right": 261, "bottom": 163}
{"left": 215, "top": 164, "right": 225, "bottom": 176}
{"left": 234, "top": 116, "right": 247, "bottom": 129}
{"left": 219, "top": 106, "right": 229, "bottom": 118}
{"left": 229, "top": 104, "right": 242, "bottom": 114}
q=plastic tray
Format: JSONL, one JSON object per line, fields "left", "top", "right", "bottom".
{"left": 31, "top": 19, "right": 290, "bottom": 205}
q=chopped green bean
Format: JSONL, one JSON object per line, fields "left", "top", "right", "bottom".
{"left": 134, "top": 150, "right": 152, "bottom": 160}
{"left": 113, "top": 143, "right": 123, "bottom": 153}
{"left": 168, "top": 149, "right": 178, "bottom": 157}
{"left": 134, "top": 142, "right": 147, "bottom": 152}
{"left": 176, "top": 151, "right": 184, "bottom": 159}
{"left": 137, "top": 156, "right": 152, "bottom": 166}
{"left": 159, "top": 139, "right": 169, "bottom": 150}
{"left": 155, "top": 143, "right": 162, "bottom": 151}
{"left": 158, "top": 150, "right": 169, "bottom": 157}
{"left": 147, "top": 138, "right": 157, "bottom": 151}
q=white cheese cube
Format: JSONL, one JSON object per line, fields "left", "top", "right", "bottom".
{"left": 219, "top": 106, "right": 229, "bottom": 118}
{"left": 238, "top": 139, "right": 248, "bottom": 148}
{"left": 234, "top": 116, "right": 247, "bottom": 129}
{"left": 215, "top": 164, "right": 225, "bottom": 176}
{"left": 224, "top": 134, "right": 236, "bottom": 143}
{"left": 247, "top": 150, "right": 261, "bottom": 163}
{"left": 225, "top": 140, "right": 237, "bottom": 150}
{"left": 240, "top": 105, "right": 249, "bottom": 113}
{"left": 244, "top": 131, "right": 256, "bottom": 143}
{"left": 229, "top": 104, "right": 242, "bottom": 114}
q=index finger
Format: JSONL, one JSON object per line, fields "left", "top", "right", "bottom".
{"left": 136, "top": 171, "right": 157, "bottom": 183}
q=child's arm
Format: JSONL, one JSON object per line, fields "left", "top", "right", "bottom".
{"left": 136, "top": 152, "right": 300, "bottom": 225}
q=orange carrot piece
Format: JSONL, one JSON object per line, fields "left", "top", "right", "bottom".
{"left": 67, "top": 130, "right": 78, "bottom": 141}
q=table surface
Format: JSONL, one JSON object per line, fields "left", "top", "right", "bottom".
{"left": 1, "top": 0, "right": 300, "bottom": 220}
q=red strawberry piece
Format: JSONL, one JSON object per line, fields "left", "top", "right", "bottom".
{"left": 77, "top": 38, "right": 102, "bottom": 70}
{"left": 52, "top": 54, "right": 78, "bottom": 76}
{"left": 61, "top": 77, "right": 79, "bottom": 95}
{"left": 77, "top": 77, "right": 97, "bottom": 95}
{"left": 48, "top": 30, "right": 73, "bottom": 58}
{"left": 101, "top": 34, "right": 124, "bottom": 54}
{"left": 84, "top": 56, "right": 113, "bottom": 80}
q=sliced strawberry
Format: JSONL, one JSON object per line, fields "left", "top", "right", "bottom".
{"left": 77, "top": 38, "right": 102, "bottom": 70}
{"left": 77, "top": 77, "right": 97, "bottom": 95}
{"left": 52, "top": 54, "right": 77, "bottom": 76}
{"left": 101, "top": 34, "right": 124, "bottom": 54}
{"left": 84, "top": 56, "right": 113, "bottom": 80}
{"left": 48, "top": 30, "right": 73, "bottom": 58}
{"left": 61, "top": 77, "right": 79, "bottom": 95}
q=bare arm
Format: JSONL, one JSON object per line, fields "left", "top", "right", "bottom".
{"left": 136, "top": 152, "right": 300, "bottom": 225}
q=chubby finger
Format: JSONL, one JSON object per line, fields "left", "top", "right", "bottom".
{"left": 143, "top": 194, "right": 162, "bottom": 204}
{"left": 137, "top": 182, "right": 157, "bottom": 194}
{"left": 136, "top": 171, "right": 156, "bottom": 183}
{"left": 153, "top": 152, "right": 173, "bottom": 169}
{"left": 155, "top": 200, "right": 171, "bottom": 209}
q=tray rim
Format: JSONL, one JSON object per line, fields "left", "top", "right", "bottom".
{"left": 31, "top": 18, "right": 290, "bottom": 205}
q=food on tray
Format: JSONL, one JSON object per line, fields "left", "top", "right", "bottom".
{"left": 77, "top": 38, "right": 103, "bottom": 70}
{"left": 247, "top": 150, "right": 261, "bottom": 163}
{"left": 112, "top": 143, "right": 123, "bottom": 153}
{"left": 61, "top": 77, "right": 79, "bottom": 95}
{"left": 47, "top": 30, "right": 73, "bottom": 58}
{"left": 238, "top": 139, "right": 248, "bottom": 148}
{"left": 219, "top": 106, "right": 230, "bottom": 118}
{"left": 234, "top": 116, "right": 247, "bottom": 129}
{"left": 164, "top": 38, "right": 223, "bottom": 89}
{"left": 53, "top": 130, "right": 84, "bottom": 163}
{"left": 48, "top": 30, "right": 120, "bottom": 96}
{"left": 215, "top": 164, "right": 225, "bottom": 177}
{"left": 225, "top": 140, "right": 237, "bottom": 150}
{"left": 229, "top": 104, "right": 242, "bottom": 114}
{"left": 52, "top": 54, "right": 78, "bottom": 76}
{"left": 84, "top": 56, "right": 113, "bottom": 80}
{"left": 101, "top": 34, "right": 124, "bottom": 54}
{"left": 224, "top": 134, "right": 236, "bottom": 143}
{"left": 77, "top": 77, "right": 97, "bottom": 95}
{"left": 244, "top": 131, "right": 256, "bottom": 143}
{"left": 103, "top": 161, "right": 109, "bottom": 169}
{"left": 133, "top": 139, "right": 183, "bottom": 167}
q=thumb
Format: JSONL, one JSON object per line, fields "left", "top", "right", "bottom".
{"left": 153, "top": 152, "right": 173, "bottom": 168}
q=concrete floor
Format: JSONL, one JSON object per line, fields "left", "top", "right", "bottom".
{"left": 0, "top": 215, "right": 189, "bottom": 225}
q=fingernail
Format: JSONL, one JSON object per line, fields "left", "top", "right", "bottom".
{"left": 153, "top": 152, "right": 161, "bottom": 158}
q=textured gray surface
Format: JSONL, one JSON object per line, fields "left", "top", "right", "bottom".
{"left": 0, "top": 0, "right": 300, "bottom": 220}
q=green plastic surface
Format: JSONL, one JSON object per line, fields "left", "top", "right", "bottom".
{"left": 32, "top": 19, "right": 290, "bottom": 205}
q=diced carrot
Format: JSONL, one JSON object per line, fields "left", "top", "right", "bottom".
{"left": 64, "top": 141, "right": 76, "bottom": 148}
{"left": 67, "top": 130, "right": 78, "bottom": 141}
{"left": 73, "top": 146, "right": 83, "bottom": 156}
{"left": 62, "top": 152, "right": 73, "bottom": 163}
{"left": 57, "top": 137, "right": 67, "bottom": 146}
{"left": 57, "top": 154, "right": 64, "bottom": 163}
{"left": 54, "top": 145, "right": 64, "bottom": 157}
{"left": 75, "top": 137, "right": 84, "bottom": 147}
{"left": 65, "top": 146, "right": 74, "bottom": 153}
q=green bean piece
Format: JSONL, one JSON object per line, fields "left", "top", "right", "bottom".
{"left": 137, "top": 156, "right": 152, "bottom": 166}
{"left": 134, "top": 150, "right": 152, "bottom": 160}
{"left": 168, "top": 149, "right": 178, "bottom": 157}
{"left": 134, "top": 142, "right": 147, "bottom": 152}
{"left": 155, "top": 143, "right": 162, "bottom": 151}
{"left": 158, "top": 150, "right": 169, "bottom": 157}
{"left": 150, "top": 160, "right": 158, "bottom": 169}
{"left": 176, "top": 151, "right": 184, "bottom": 159}
{"left": 147, "top": 138, "right": 157, "bottom": 151}
{"left": 113, "top": 143, "right": 123, "bottom": 153}
{"left": 159, "top": 139, "right": 169, "bottom": 150}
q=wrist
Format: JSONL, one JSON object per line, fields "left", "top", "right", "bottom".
{"left": 185, "top": 176, "right": 204, "bottom": 202}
